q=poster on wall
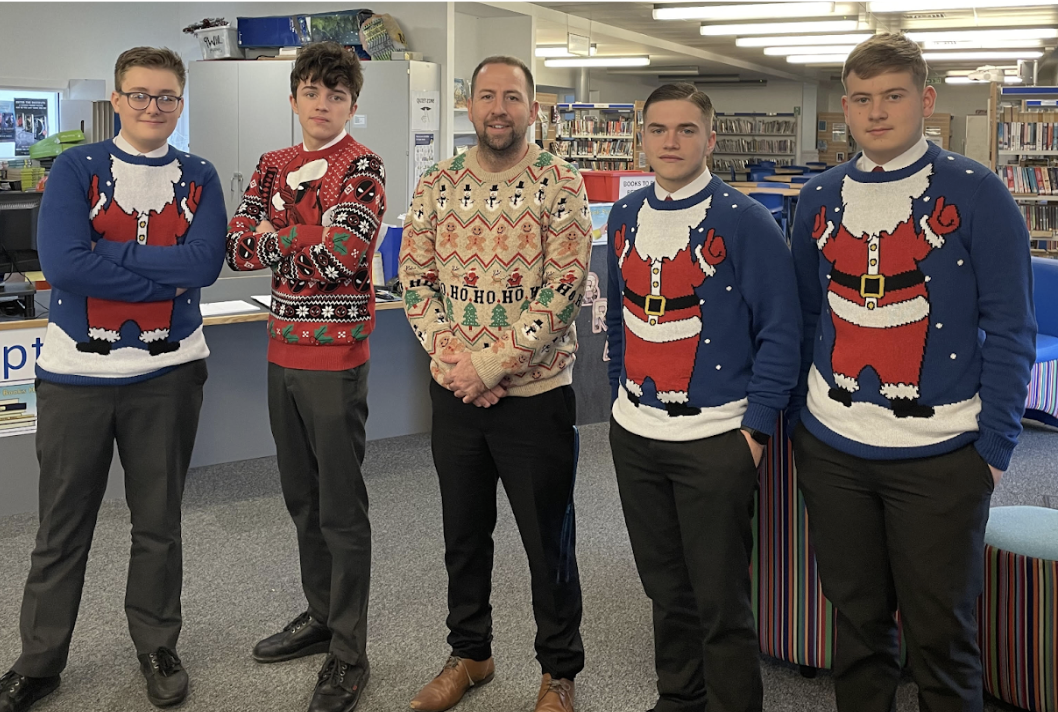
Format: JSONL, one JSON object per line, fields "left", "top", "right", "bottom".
{"left": 413, "top": 133, "right": 435, "bottom": 189}
{"left": 14, "top": 98, "right": 48, "bottom": 156}
{"left": 0, "top": 380, "right": 36, "bottom": 437}
{"left": 412, "top": 90, "right": 439, "bottom": 131}
{"left": 0, "top": 101, "right": 14, "bottom": 143}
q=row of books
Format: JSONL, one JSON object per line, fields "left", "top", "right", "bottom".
{"left": 712, "top": 156, "right": 793, "bottom": 171}
{"left": 715, "top": 138, "right": 795, "bottom": 155}
{"left": 715, "top": 117, "right": 797, "bottom": 135}
{"left": 1017, "top": 202, "right": 1058, "bottom": 232}
{"left": 549, "top": 139, "right": 633, "bottom": 159}
{"left": 998, "top": 165, "right": 1058, "bottom": 195}
{"left": 573, "top": 159, "right": 631, "bottom": 171}
{"left": 997, "top": 121, "right": 1058, "bottom": 152}
{"left": 555, "top": 117, "right": 633, "bottom": 137}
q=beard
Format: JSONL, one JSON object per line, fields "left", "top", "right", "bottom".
{"left": 475, "top": 118, "right": 528, "bottom": 160}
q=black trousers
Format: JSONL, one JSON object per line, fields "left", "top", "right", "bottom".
{"left": 15, "top": 360, "right": 207, "bottom": 678}
{"left": 268, "top": 362, "right": 371, "bottom": 668}
{"left": 430, "top": 380, "right": 584, "bottom": 680}
{"left": 792, "top": 423, "right": 994, "bottom": 712}
{"left": 610, "top": 420, "right": 763, "bottom": 712}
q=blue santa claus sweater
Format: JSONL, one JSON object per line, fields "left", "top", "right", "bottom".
{"left": 35, "top": 140, "right": 227, "bottom": 386}
{"left": 605, "top": 175, "right": 801, "bottom": 442}
{"left": 789, "top": 142, "right": 1036, "bottom": 471}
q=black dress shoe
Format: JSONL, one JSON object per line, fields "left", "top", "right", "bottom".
{"left": 0, "top": 670, "right": 60, "bottom": 712}
{"left": 308, "top": 654, "right": 368, "bottom": 712}
{"left": 253, "top": 612, "right": 332, "bottom": 663}
{"left": 138, "top": 647, "right": 188, "bottom": 708}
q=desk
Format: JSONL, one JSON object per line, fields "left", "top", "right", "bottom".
{"left": 772, "top": 167, "right": 803, "bottom": 175}
{"left": 730, "top": 182, "right": 801, "bottom": 191}
{"left": 763, "top": 174, "right": 797, "bottom": 183}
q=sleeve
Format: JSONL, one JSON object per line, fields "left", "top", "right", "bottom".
{"left": 270, "top": 156, "right": 386, "bottom": 286}
{"left": 734, "top": 204, "right": 803, "bottom": 436}
{"left": 225, "top": 156, "right": 277, "bottom": 272}
{"left": 469, "top": 170, "right": 594, "bottom": 389}
{"left": 399, "top": 169, "right": 454, "bottom": 366}
{"left": 91, "top": 165, "right": 227, "bottom": 288}
{"left": 36, "top": 153, "right": 177, "bottom": 303}
{"left": 787, "top": 198, "right": 824, "bottom": 432}
{"left": 968, "top": 175, "right": 1037, "bottom": 470}
{"left": 605, "top": 207, "right": 627, "bottom": 405}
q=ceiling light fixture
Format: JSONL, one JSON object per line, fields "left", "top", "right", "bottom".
{"left": 544, "top": 56, "right": 651, "bottom": 68}
{"left": 736, "top": 33, "right": 872, "bottom": 47}
{"left": 535, "top": 44, "right": 598, "bottom": 58}
{"left": 656, "top": 2, "right": 835, "bottom": 21}
{"left": 945, "top": 75, "right": 1024, "bottom": 83}
{"left": 786, "top": 53, "right": 852, "bottom": 63}
{"left": 905, "top": 28, "right": 1058, "bottom": 42}
{"left": 764, "top": 45, "right": 859, "bottom": 55}
{"left": 607, "top": 66, "right": 701, "bottom": 76}
{"left": 869, "top": 0, "right": 1058, "bottom": 12}
{"left": 921, "top": 50, "right": 1044, "bottom": 60}
{"left": 921, "top": 39, "right": 1046, "bottom": 49}
{"left": 700, "top": 19, "right": 860, "bottom": 36}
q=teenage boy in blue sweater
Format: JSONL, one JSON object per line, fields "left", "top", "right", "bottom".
{"left": 606, "top": 83, "right": 801, "bottom": 712}
{"left": 0, "top": 47, "right": 226, "bottom": 712}
{"left": 789, "top": 33, "right": 1036, "bottom": 712}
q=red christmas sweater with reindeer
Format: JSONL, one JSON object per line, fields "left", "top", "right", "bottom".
{"left": 226, "top": 133, "right": 386, "bottom": 371}
{"left": 36, "top": 140, "right": 227, "bottom": 385}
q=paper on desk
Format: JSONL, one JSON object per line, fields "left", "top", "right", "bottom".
{"left": 199, "top": 300, "right": 261, "bottom": 317}
{"left": 251, "top": 295, "right": 271, "bottom": 308}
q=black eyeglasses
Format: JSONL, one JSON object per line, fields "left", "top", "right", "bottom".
{"left": 117, "top": 91, "right": 183, "bottom": 113}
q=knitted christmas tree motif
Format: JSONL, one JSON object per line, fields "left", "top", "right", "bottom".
{"left": 404, "top": 289, "right": 423, "bottom": 308}
{"left": 538, "top": 287, "right": 555, "bottom": 306}
{"left": 557, "top": 303, "right": 575, "bottom": 324}
{"left": 463, "top": 303, "right": 479, "bottom": 327}
{"left": 423, "top": 163, "right": 440, "bottom": 177}
{"left": 450, "top": 153, "right": 467, "bottom": 172}
{"left": 490, "top": 304, "right": 510, "bottom": 328}
{"left": 534, "top": 152, "right": 554, "bottom": 168}
{"left": 520, "top": 299, "right": 531, "bottom": 312}
{"left": 446, "top": 297, "right": 455, "bottom": 323}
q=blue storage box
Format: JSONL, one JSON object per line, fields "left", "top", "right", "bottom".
{"left": 237, "top": 15, "right": 309, "bottom": 48}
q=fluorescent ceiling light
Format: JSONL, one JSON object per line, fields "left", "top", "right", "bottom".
{"left": 945, "top": 75, "right": 1023, "bottom": 83}
{"left": 764, "top": 45, "right": 858, "bottom": 55}
{"left": 535, "top": 44, "right": 597, "bottom": 58}
{"left": 921, "top": 39, "right": 1046, "bottom": 49}
{"left": 921, "top": 50, "right": 1044, "bottom": 60}
{"left": 544, "top": 56, "right": 651, "bottom": 68}
{"left": 905, "top": 28, "right": 1058, "bottom": 42}
{"left": 736, "top": 33, "right": 872, "bottom": 47}
{"left": 656, "top": 2, "right": 835, "bottom": 21}
{"left": 700, "top": 19, "right": 859, "bottom": 35}
{"left": 786, "top": 53, "right": 852, "bottom": 63}
{"left": 870, "top": 0, "right": 1058, "bottom": 11}
{"left": 945, "top": 67, "right": 1017, "bottom": 74}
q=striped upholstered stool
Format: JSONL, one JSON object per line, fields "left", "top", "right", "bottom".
{"left": 979, "top": 506, "right": 1058, "bottom": 712}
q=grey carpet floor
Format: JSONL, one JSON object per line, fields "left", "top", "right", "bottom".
{"left": 2, "top": 420, "right": 1055, "bottom": 712}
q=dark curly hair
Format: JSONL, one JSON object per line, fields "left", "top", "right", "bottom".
{"left": 290, "top": 41, "right": 364, "bottom": 103}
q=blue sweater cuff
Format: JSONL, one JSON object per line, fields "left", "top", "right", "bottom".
{"left": 92, "top": 238, "right": 126, "bottom": 264}
{"left": 975, "top": 430, "right": 1015, "bottom": 472}
{"left": 742, "top": 403, "right": 780, "bottom": 437}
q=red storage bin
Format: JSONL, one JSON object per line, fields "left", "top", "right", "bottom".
{"left": 581, "top": 170, "right": 654, "bottom": 202}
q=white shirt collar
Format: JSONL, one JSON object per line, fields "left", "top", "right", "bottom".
{"left": 654, "top": 166, "right": 712, "bottom": 201}
{"left": 114, "top": 132, "right": 169, "bottom": 158}
{"left": 304, "top": 129, "right": 348, "bottom": 153}
{"left": 857, "top": 136, "right": 929, "bottom": 173}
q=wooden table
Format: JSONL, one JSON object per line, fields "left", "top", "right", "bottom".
{"left": 772, "top": 167, "right": 803, "bottom": 175}
{"left": 763, "top": 174, "right": 797, "bottom": 183}
{"left": 730, "top": 182, "right": 802, "bottom": 193}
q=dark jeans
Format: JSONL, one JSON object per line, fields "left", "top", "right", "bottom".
{"left": 430, "top": 380, "right": 584, "bottom": 680}
{"left": 267, "top": 362, "right": 371, "bottom": 668}
{"left": 16, "top": 360, "right": 207, "bottom": 677}
{"left": 793, "top": 423, "right": 994, "bottom": 712}
{"left": 610, "top": 420, "right": 763, "bottom": 712}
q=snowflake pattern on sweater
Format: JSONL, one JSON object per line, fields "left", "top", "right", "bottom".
{"left": 225, "top": 134, "right": 386, "bottom": 371}
{"left": 399, "top": 145, "right": 592, "bottom": 396}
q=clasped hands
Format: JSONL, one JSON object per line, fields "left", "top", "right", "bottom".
{"left": 440, "top": 352, "right": 508, "bottom": 408}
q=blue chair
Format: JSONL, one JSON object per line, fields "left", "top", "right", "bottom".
{"left": 1026, "top": 256, "right": 1058, "bottom": 427}
{"left": 791, "top": 176, "right": 812, "bottom": 184}
{"left": 749, "top": 168, "right": 773, "bottom": 182}
{"left": 806, "top": 161, "right": 827, "bottom": 172}
{"left": 756, "top": 181, "right": 788, "bottom": 188}
{"left": 750, "top": 191, "right": 787, "bottom": 237}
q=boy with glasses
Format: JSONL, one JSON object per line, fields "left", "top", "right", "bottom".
{"left": 0, "top": 46, "right": 227, "bottom": 711}
{"left": 225, "top": 41, "right": 385, "bottom": 712}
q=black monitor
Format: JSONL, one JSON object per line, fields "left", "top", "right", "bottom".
{"left": 0, "top": 191, "right": 42, "bottom": 275}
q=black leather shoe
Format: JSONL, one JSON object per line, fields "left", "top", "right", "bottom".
{"left": 0, "top": 670, "right": 60, "bottom": 712}
{"left": 137, "top": 647, "right": 188, "bottom": 708}
{"left": 308, "top": 654, "right": 368, "bottom": 712}
{"left": 253, "top": 612, "right": 332, "bottom": 663}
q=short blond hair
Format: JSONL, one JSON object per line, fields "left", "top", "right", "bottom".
{"left": 842, "top": 33, "right": 927, "bottom": 91}
{"left": 115, "top": 47, "right": 186, "bottom": 93}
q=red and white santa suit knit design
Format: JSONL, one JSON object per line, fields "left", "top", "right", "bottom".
{"left": 812, "top": 164, "right": 960, "bottom": 401}
{"left": 615, "top": 196, "right": 726, "bottom": 403}
{"left": 86, "top": 156, "right": 195, "bottom": 346}
{"left": 226, "top": 133, "right": 386, "bottom": 371}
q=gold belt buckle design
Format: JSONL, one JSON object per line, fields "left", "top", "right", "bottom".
{"left": 860, "top": 274, "right": 884, "bottom": 299}
{"left": 644, "top": 295, "right": 667, "bottom": 316}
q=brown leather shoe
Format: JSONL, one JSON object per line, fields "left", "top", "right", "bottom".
{"left": 535, "top": 674, "right": 575, "bottom": 712}
{"left": 408, "top": 655, "right": 495, "bottom": 712}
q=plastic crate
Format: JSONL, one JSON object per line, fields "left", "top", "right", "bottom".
{"left": 194, "top": 26, "right": 244, "bottom": 60}
{"left": 237, "top": 15, "right": 308, "bottom": 48}
{"left": 582, "top": 170, "right": 655, "bottom": 203}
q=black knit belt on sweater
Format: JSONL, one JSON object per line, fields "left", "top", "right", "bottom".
{"left": 829, "top": 268, "right": 925, "bottom": 299}
{"left": 624, "top": 287, "right": 698, "bottom": 317}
